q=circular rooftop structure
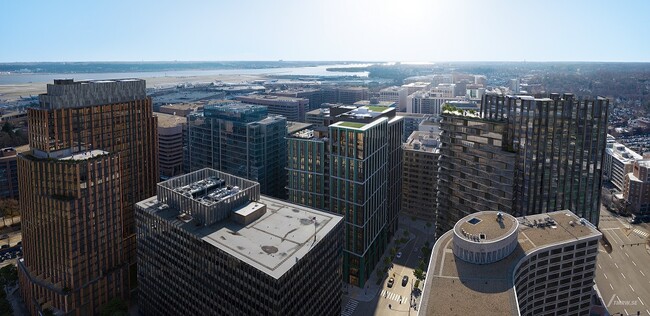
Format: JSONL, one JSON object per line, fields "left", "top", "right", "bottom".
{"left": 452, "top": 211, "right": 519, "bottom": 265}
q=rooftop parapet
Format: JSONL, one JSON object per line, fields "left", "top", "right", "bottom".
{"left": 156, "top": 168, "right": 260, "bottom": 226}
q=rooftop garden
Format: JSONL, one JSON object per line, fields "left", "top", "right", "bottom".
{"left": 338, "top": 121, "right": 366, "bottom": 128}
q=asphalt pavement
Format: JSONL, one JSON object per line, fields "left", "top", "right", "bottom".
{"left": 595, "top": 206, "right": 650, "bottom": 316}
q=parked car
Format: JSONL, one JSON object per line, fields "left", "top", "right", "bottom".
{"left": 396, "top": 252, "right": 402, "bottom": 259}
{"left": 387, "top": 277, "right": 395, "bottom": 288}
{"left": 402, "top": 276, "right": 409, "bottom": 287}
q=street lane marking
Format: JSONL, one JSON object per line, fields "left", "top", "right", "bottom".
{"left": 603, "top": 273, "right": 608, "bottom": 279}
{"left": 633, "top": 229, "right": 649, "bottom": 238}
{"left": 380, "top": 290, "right": 402, "bottom": 302}
{"left": 625, "top": 253, "right": 630, "bottom": 258}
{"left": 615, "top": 263, "right": 619, "bottom": 269}
{"left": 621, "top": 272, "right": 626, "bottom": 279}
{"left": 639, "top": 296, "right": 645, "bottom": 306}
{"left": 633, "top": 261, "right": 637, "bottom": 266}
{"left": 598, "top": 263, "right": 602, "bottom": 269}
{"left": 646, "top": 309, "right": 649, "bottom": 315}
{"left": 608, "top": 253, "right": 613, "bottom": 259}
{"left": 341, "top": 299, "right": 358, "bottom": 316}
{"left": 641, "top": 270, "right": 646, "bottom": 277}
{"left": 629, "top": 284, "right": 635, "bottom": 292}
{"left": 610, "top": 284, "right": 614, "bottom": 290}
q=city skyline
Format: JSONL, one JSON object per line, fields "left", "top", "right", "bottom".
{"left": 1, "top": 0, "right": 649, "bottom": 62}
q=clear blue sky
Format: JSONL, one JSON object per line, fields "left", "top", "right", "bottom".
{"left": 1, "top": 0, "right": 649, "bottom": 62}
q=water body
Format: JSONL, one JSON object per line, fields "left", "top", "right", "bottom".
{"left": 0, "top": 63, "right": 370, "bottom": 85}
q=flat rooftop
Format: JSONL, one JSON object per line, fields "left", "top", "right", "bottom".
{"left": 404, "top": 131, "right": 439, "bottom": 153}
{"left": 455, "top": 212, "right": 516, "bottom": 242}
{"left": 287, "top": 121, "right": 313, "bottom": 134}
{"left": 154, "top": 112, "right": 186, "bottom": 128}
{"left": 353, "top": 100, "right": 396, "bottom": 107}
{"left": 58, "top": 150, "right": 109, "bottom": 161}
{"left": 137, "top": 195, "right": 342, "bottom": 279}
{"left": 236, "top": 94, "right": 307, "bottom": 103}
{"left": 420, "top": 210, "right": 601, "bottom": 316}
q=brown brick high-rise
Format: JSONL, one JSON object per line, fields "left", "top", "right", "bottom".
{"left": 17, "top": 79, "right": 158, "bottom": 315}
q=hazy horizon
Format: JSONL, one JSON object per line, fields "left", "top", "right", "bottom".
{"left": 1, "top": 0, "right": 649, "bottom": 63}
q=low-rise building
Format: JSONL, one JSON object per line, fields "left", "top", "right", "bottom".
{"left": 420, "top": 210, "right": 601, "bottom": 316}
{"left": 159, "top": 102, "right": 204, "bottom": 117}
{"left": 236, "top": 94, "right": 309, "bottom": 122}
{"left": 136, "top": 168, "right": 344, "bottom": 316}
{"left": 402, "top": 82, "right": 432, "bottom": 95}
{"left": 379, "top": 86, "right": 408, "bottom": 111}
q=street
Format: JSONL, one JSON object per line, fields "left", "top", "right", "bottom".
{"left": 342, "top": 216, "right": 432, "bottom": 316}
{"left": 595, "top": 206, "right": 650, "bottom": 316}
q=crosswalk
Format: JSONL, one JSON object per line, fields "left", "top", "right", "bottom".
{"left": 380, "top": 289, "right": 404, "bottom": 302}
{"left": 633, "top": 229, "right": 649, "bottom": 238}
{"left": 341, "top": 299, "right": 358, "bottom": 316}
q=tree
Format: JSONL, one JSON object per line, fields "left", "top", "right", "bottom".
{"left": 0, "top": 265, "right": 18, "bottom": 287}
{"left": 383, "top": 256, "right": 391, "bottom": 266}
{"left": 413, "top": 268, "right": 425, "bottom": 281}
{"left": 390, "top": 247, "right": 397, "bottom": 258}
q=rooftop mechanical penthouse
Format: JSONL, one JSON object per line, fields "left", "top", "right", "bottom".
{"left": 135, "top": 168, "right": 344, "bottom": 316}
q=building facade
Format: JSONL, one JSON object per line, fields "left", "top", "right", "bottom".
{"left": 287, "top": 105, "right": 403, "bottom": 287}
{"left": 155, "top": 113, "right": 186, "bottom": 180}
{"left": 17, "top": 79, "right": 159, "bottom": 315}
{"left": 402, "top": 131, "right": 440, "bottom": 225}
{"left": 604, "top": 141, "right": 642, "bottom": 191}
{"left": 379, "top": 86, "right": 407, "bottom": 111}
{"left": 236, "top": 94, "right": 309, "bottom": 122}
{"left": 270, "top": 88, "right": 323, "bottom": 111}
{"left": 420, "top": 210, "right": 601, "bottom": 316}
{"left": 0, "top": 145, "right": 28, "bottom": 199}
{"left": 321, "top": 86, "right": 369, "bottom": 105}
{"left": 185, "top": 103, "right": 287, "bottom": 199}
{"left": 623, "top": 156, "right": 650, "bottom": 216}
{"left": 450, "top": 93, "right": 609, "bottom": 228}
{"left": 136, "top": 168, "right": 343, "bottom": 316}
{"left": 437, "top": 111, "right": 516, "bottom": 236}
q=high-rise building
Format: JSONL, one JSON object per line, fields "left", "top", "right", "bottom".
{"left": 419, "top": 210, "right": 601, "bottom": 316}
{"left": 17, "top": 79, "right": 159, "bottom": 315}
{"left": 136, "top": 168, "right": 343, "bottom": 316}
{"left": 437, "top": 112, "right": 517, "bottom": 237}
{"left": 287, "top": 105, "right": 403, "bottom": 287}
{"left": 604, "top": 141, "right": 642, "bottom": 191}
{"left": 402, "top": 131, "right": 440, "bottom": 225}
{"left": 185, "top": 103, "right": 287, "bottom": 199}
{"left": 235, "top": 94, "right": 309, "bottom": 122}
{"left": 155, "top": 112, "right": 186, "bottom": 180}
{"left": 481, "top": 93, "right": 609, "bottom": 226}
{"left": 438, "top": 93, "right": 608, "bottom": 233}
{"left": 623, "top": 155, "right": 650, "bottom": 216}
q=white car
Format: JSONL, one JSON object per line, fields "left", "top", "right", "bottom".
{"left": 396, "top": 252, "right": 402, "bottom": 259}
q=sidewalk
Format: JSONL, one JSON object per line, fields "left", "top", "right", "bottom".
{"left": 343, "top": 225, "right": 423, "bottom": 302}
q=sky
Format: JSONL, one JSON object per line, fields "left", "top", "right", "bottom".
{"left": 1, "top": 0, "right": 649, "bottom": 62}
